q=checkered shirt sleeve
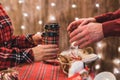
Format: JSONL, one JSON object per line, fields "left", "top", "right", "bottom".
{"left": 0, "top": 3, "right": 35, "bottom": 70}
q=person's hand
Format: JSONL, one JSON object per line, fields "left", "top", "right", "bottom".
{"left": 32, "top": 44, "right": 59, "bottom": 62}
{"left": 69, "top": 22, "right": 104, "bottom": 48}
{"left": 32, "top": 32, "right": 42, "bottom": 45}
{"left": 67, "top": 18, "right": 96, "bottom": 33}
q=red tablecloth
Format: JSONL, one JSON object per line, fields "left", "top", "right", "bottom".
{"left": 17, "top": 62, "right": 67, "bottom": 80}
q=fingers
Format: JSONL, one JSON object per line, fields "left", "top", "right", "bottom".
{"left": 41, "top": 44, "right": 58, "bottom": 49}
{"left": 79, "top": 41, "right": 91, "bottom": 49}
{"left": 80, "top": 20, "right": 89, "bottom": 26}
{"left": 69, "top": 26, "right": 83, "bottom": 38}
{"left": 70, "top": 30, "right": 88, "bottom": 43}
{"left": 67, "top": 19, "right": 84, "bottom": 32}
{"left": 74, "top": 35, "right": 89, "bottom": 46}
{"left": 44, "top": 48, "right": 59, "bottom": 54}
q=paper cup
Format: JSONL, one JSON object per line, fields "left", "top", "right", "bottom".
{"left": 94, "top": 72, "right": 116, "bottom": 80}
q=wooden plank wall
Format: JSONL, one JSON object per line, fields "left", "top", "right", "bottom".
{"left": 1, "top": 0, "right": 120, "bottom": 77}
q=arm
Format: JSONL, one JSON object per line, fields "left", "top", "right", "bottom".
{"left": 0, "top": 47, "right": 34, "bottom": 70}
{"left": 95, "top": 9, "right": 120, "bottom": 23}
{"left": 102, "top": 18, "right": 120, "bottom": 37}
{"left": 11, "top": 34, "right": 36, "bottom": 49}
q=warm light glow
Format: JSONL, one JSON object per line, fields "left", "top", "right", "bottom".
{"left": 118, "top": 46, "right": 120, "bottom": 52}
{"left": 36, "top": 32, "right": 42, "bottom": 36}
{"left": 49, "top": 15, "right": 56, "bottom": 21}
{"left": 75, "top": 17, "right": 79, "bottom": 21}
{"left": 38, "top": 20, "right": 43, "bottom": 25}
{"left": 23, "top": 13, "right": 28, "bottom": 17}
{"left": 113, "top": 58, "right": 120, "bottom": 65}
{"left": 95, "top": 64, "right": 100, "bottom": 70}
{"left": 21, "top": 25, "right": 26, "bottom": 30}
{"left": 97, "top": 53, "right": 103, "bottom": 59}
{"left": 72, "top": 4, "right": 77, "bottom": 8}
{"left": 51, "top": 2, "right": 56, "bottom": 7}
{"left": 4, "top": 6, "right": 10, "bottom": 11}
{"left": 95, "top": 3, "right": 100, "bottom": 8}
{"left": 18, "top": 0, "right": 24, "bottom": 4}
{"left": 36, "top": 6, "right": 41, "bottom": 10}
{"left": 96, "top": 41, "right": 106, "bottom": 49}
{"left": 113, "top": 67, "right": 120, "bottom": 74}
{"left": 97, "top": 42, "right": 103, "bottom": 48}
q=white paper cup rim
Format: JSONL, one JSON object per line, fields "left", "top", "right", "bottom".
{"left": 94, "top": 71, "right": 116, "bottom": 80}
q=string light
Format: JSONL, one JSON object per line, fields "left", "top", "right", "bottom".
{"left": 97, "top": 42, "right": 103, "bottom": 48}
{"left": 95, "top": 64, "right": 101, "bottom": 70}
{"left": 36, "top": 32, "right": 42, "bottom": 35}
{"left": 38, "top": 20, "right": 43, "bottom": 25}
{"left": 23, "top": 13, "right": 28, "bottom": 17}
{"left": 97, "top": 53, "right": 103, "bottom": 59}
{"left": 75, "top": 17, "right": 79, "bottom": 21}
{"left": 113, "top": 67, "right": 120, "bottom": 74}
{"left": 95, "top": 3, "right": 100, "bottom": 8}
{"left": 72, "top": 4, "right": 77, "bottom": 8}
{"left": 18, "top": 0, "right": 25, "bottom": 4}
{"left": 118, "top": 46, "right": 120, "bottom": 52}
{"left": 36, "top": 6, "right": 41, "bottom": 10}
{"left": 50, "top": 2, "right": 56, "bottom": 7}
{"left": 21, "top": 25, "right": 26, "bottom": 30}
{"left": 113, "top": 58, "right": 120, "bottom": 65}
{"left": 49, "top": 15, "right": 56, "bottom": 21}
{"left": 4, "top": 6, "right": 10, "bottom": 11}
{"left": 96, "top": 41, "right": 106, "bottom": 49}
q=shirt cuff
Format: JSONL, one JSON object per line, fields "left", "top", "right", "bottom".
{"left": 14, "top": 48, "right": 35, "bottom": 65}
{"left": 102, "top": 19, "right": 120, "bottom": 37}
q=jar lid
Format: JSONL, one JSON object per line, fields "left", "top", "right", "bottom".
{"left": 44, "top": 23, "right": 59, "bottom": 30}
{"left": 42, "top": 32, "right": 59, "bottom": 37}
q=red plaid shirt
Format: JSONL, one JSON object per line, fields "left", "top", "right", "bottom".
{"left": 95, "top": 9, "right": 120, "bottom": 37}
{"left": 0, "top": 3, "right": 35, "bottom": 70}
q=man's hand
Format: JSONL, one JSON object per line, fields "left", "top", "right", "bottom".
{"left": 69, "top": 23, "right": 104, "bottom": 48}
{"left": 67, "top": 18, "right": 96, "bottom": 33}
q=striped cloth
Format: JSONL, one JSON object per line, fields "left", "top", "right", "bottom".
{"left": 17, "top": 62, "right": 67, "bottom": 80}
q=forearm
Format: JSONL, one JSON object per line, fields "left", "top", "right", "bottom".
{"left": 11, "top": 34, "right": 36, "bottom": 48}
{"left": 0, "top": 47, "right": 34, "bottom": 70}
{"left": 95, "top": 9, "right": 120, "bottom": 23}
{"left": 102, "top": 18, "right": 120, "bottom": 37}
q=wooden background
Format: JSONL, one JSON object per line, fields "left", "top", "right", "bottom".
{"left": 0, "top": 0, "right": 120, "bottom": 79}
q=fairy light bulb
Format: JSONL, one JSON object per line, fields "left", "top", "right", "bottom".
{"left": 36, "top": 6, "right": 41, "bottom": 10}
{"left": 118, "top": 46, "right": 120, "bottom": 52}
{"left": 97, "top": 53, "right": 103, "bottom": 59}
{"left": 51, "top": 2, "right": 56, "bottom": 7}
{"left": 95, "top": 64, "right": 101, "bottom": 70}
{"left": 113, "top": 58, "right": 120, "bottom": 65}
{"left": 95, "top": 3, "right": 100, "bottom": 8}
{"left": 21, "top": 25, "right": 26, "bottom": 30}
{"left": 97, "top": 42, "right": 103, "bottom": 48}
{"left": 72, "top": 4, "right": 77, "bottom": 8}
{"left": 75, "top": 17, "right": 79, "bottom": 21}
{"left": 36, "top": 32, "right": 42, "bottom": 36}
{"left": 113, "top": 67, "right": 120, "bottom": 74}
{"left": 18, "top": 0, "right": 24, "bottom": 4}
{"left": 4, "top": 6, "right": 10, "bottom": 11}
{"left": 23, "top": 13, "right": 28, "bottom": 17}
{"left": 49, "top": 15, "right": 56, "bottom": 21}
{"left": 38, "top": 20, "right": 43, "bottom": 25}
